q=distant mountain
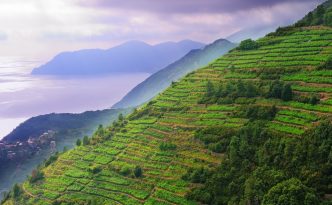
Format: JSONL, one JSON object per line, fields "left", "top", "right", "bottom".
{"left": 112, "top": 39, "right": 236, "bottom": 109}
{"left": 3, "top": 109, "right": 128, "bottom": 143}
{"left": 31, "top": 40, "right": 205, "bottom": 75}
{"left": 226, "top": 25, "right": 277, "bottom": 43}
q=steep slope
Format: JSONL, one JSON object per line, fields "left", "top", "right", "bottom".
{"left": 32, "top": 40, "right": 204, "bottom": 75}
{"left": 0, "top": 109, "right": 129, "bottom": 201}
{"left": 112, "top": 39, "right": 236, "bottom": 109}
{"left": 4, "top": 4, "right": 332, "bottom": 205}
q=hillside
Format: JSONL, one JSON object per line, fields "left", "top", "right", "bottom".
{"left": 0, "top": 109, "right": 129, "bottom": 201}
{"left": 3, "top": 109, "right": 127, "bottom": 143}
{"left": 112, "top": 39, "right": 236, "bottom": 109}
{"left": 3, "top": 2, "right": 332, "bottom": 205}
{"left": 32, "top": 40, "right": 204, "bottom": 75}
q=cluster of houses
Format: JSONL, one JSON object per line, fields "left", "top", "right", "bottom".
{"left": 0, "top": 130, "right": 57, "bottom": 162}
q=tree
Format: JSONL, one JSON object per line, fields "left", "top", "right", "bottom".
{"left": 83, "top": 136, "right": 90, "bottom": 146}
{"left": 238, "top": 39, "right": 259, "bottom": 50}
{"left": 268, "top": 81, "right": 283, "bottom": 99}
{"left": 246, "top": 82, "right": 257, "bottom": 97}
{"left": 206, "top": 81, "right": 215, "bottom": 98}
{"left": 236, "top": 80, "right": 246, "bottom": 97}
{"left": 262, "top": 178, "right": 319, "bottom": 205}
{"left": 12, "top": 184, "right": 21, "bottom": 198}
{"left": 76, "top": 139, "right": 82, "bottom": 146}
{"left": 30, "top": 169, "right": 44, "bottom": 183}
{"left": 315, "top": 5, "right": 325, "bottom": 24}
{"left": 309, "top": 95, "right": 320, "bottom": 105}
{"left": 134, "top": 166, "right": 143, "bottom": 178}
{"left": 306, "top": 12, "right": 314, "bottom": 25}
{"left": 118, "top": 113, "right": 124, "bottom": 121}
{"left": 324, "top": 11, "right": 332, "bottom": 26}
{"left": 281, "top": 83, "right": 293, "bottom": 101}
{"left": 242, "top": 167, "right": 285, "bottom": 204}
{"left": 45, "top": 154, "right": 58, "bottom": 167}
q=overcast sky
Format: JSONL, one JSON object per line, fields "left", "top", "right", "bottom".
{"left": 0, "top": 0, "right": 324, "bottom": 60}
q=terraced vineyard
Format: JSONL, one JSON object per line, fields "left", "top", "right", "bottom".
{"left": 4, "top": 14, "right": 332, "bottom": 205}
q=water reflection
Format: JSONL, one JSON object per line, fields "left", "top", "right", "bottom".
{"left": 0, "top": 57, "right": 149, "bottom": 138}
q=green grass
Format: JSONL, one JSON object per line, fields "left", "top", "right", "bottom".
{"left": 278, "top": 110, "right": 318, "bottom": 121}
{"left": 269, "top": 122, "right": 305, "bottom": 135}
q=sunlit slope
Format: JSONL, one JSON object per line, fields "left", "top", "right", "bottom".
{"left": 4, "top": 26, "right": 332, "bottom": 205}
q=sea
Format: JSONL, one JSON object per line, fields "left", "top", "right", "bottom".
{"left": 0, "top": 56, "right": 150, "bottom": 140}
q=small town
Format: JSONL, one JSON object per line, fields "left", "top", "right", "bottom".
{"left": 0, "top": 130, "right": 56, "bottom": 163}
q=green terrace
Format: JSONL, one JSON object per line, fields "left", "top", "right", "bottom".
{"left": 4, "top": 26, "right": 332, "bottom": 205}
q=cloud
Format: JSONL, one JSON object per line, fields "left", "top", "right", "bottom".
{"left": 0, "top": 0, "right": 325, "bottom": 60}
{"left": 79, "top": 0, "right": 322, "bottom": 14}
{"left": 0, "top": 32, "right": 7, "bottom": 41}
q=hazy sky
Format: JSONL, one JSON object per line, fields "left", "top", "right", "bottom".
{"left": 0, "top": 0, "right": 324, "bottom": 60}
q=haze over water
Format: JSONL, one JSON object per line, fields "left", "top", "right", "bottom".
{"left": 0, "top": 57, "right": 149, "bottom": 139}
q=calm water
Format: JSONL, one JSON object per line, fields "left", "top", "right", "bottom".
{"left": 0, "top": 56, "right": 150, "bottom": 139}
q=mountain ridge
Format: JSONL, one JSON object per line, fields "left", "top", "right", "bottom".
{"left": 32, "top": 40, "right": 205, "bottom": 75}
{"left": 112, "top": 38, "right": 236, "bottom": 108}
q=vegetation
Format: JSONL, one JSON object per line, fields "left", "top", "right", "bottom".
{"left": 76, "top": 138, "right": 81, "bottom": 146}
{"left": 82, "top": 136, "right": 90, "bottom": 146}
{"left": 3, "top": 109, "right": 126, "bottom": 142}
{"left": 134, "top": 166, "right": 143, "bottom": 178}
{"left": 186, "top": 120, "right": 332, "bottom": 205}
{"left": 262, "top": 178, "right": 319, "bottom": 205}
{"left": 159, "top": 142, "right": 177, "bottom": 151}
{"left": 3, "top": 2, "right": 332, "bottom": 204}
{"left": 296, "top": 3, "right": 332, "bottom": 27}
{"left": 29, "top": 169, "right": 44, "bottom": 183}
{"left": 44, "top": 154, "right": 58, "bottom": 167}
{"left": 238, "top": 39, "right": 259, "bottom": 50}
{"left": 318, "top": 56, "right": 332, "bottom": 70}
{"left": 268, "top": 81, "right": 293, "bottom": 101}
{"left": 12, "top": 184, "right": 22, "bottom": 198}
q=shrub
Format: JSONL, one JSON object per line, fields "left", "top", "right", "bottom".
{"left": 76, "top": 139, "right": 82, "bottom": 146}
{"left": 268, "top": 81, "right": 293, "bottom": 101}
{"left": 318, "top": 57, "right": 332, "bottom": 70}
{"left": 182, "top": 167, "right": 212, "bottom": 183}
{"left": 29, "top": 169, "right": 44, "bottom": 183}
{"left": 120, "top": 166, "right": 132, "bottom": 176}
{"left": 12, "top": 184, "right": 22, "bottom": 198}
{"left": 83, "top": 136, "right": 90, "bottom": 146}
{"left": 269, "top": 26, "right": 296, "bottom": 36}
{"left": 194, "top": 127, "right": 236, "bottom": 153}
{"left": 243, "top": 105, "right": 277, "bottom": 121}
{"left": 45, "top": 154, "right": 58, "bottom": 167}
{"left": 281, "top": 83, "right": 293, "bottom": 101}
{"left": 199, "top": 80, "right": 261, "bottom": 104}
{"left": 89, "top": 165, "right": 102, "bottom": 174}
{"left": 309, "top": 95, "right": 320, "bottom": 105}
{"left": 118, "top": 113, "right": 124, "bottom": 121}
{"left": 238, "top": 39, "right": 259, "bottom": 50}
{"left": 159, "top": 142, "right": 177, "bottom": 151}
{"left": 134, "top": 166, "right": 143, "bottom": 178}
